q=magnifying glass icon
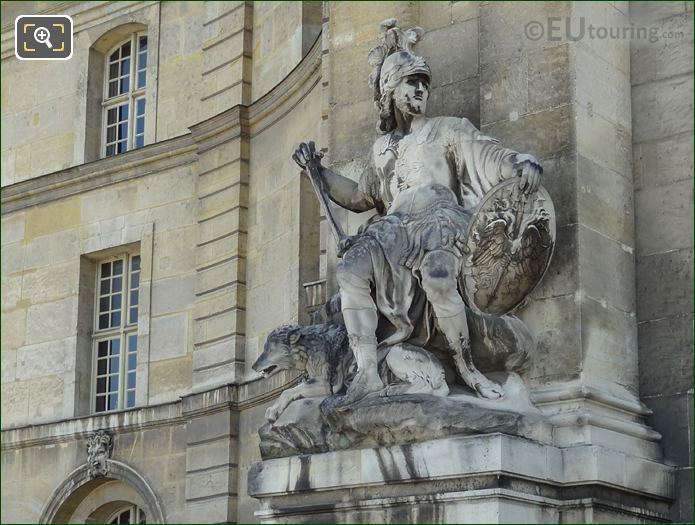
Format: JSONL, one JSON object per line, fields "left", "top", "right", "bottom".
{"left": 33, "top": 26, "right": 53, "bottom": 49}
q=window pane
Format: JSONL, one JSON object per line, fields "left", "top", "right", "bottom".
{"left": 118, "top": 105, "right": 129, "bottom": 121}
{"left": 109, "top": 357, "right": 119, "bottom": 374}
{"left": 99, "top": 296, "right": 110, "bottom": 312}
{"left": 106, "top": 145, "right": 116, "bottom": 157}
{"left": 101, "top": 262, "right": 111, "bottom": 277}
{"left": 96, "top": 396, "right": 106, "bottom": 412}
{"left": 129, "top": 308, "right": 138, "bottom": 325}
{"left": 120, "top": 58, "right": 130, "bottom": 76}
{"left": 107, "top": 126, "right": 117, "bottom": 143}
{"left": 134, "top": 136, "right": 144, "bottom": 149}
{"left": 139, "top": 35, "right": 147, "bottom": 51}
{"left": 132, "top": 256, "right": 141, "bottom": 271}
{"left": 127, "top": 390, "right": 136, "bottom": 408}
{"left": 100, "top": 279, "right": 110, "bottom": 294}
{"left": 136, "top": 98, "right": 145, "bottom": 116}
{"left": 97, "top": 359, "right": 107, "bottom": 376}
{"left": 128, "top": 353, "right": 137, "bottom": 371}
{"left": 128, "top": 334, "right": 138, "bottom": 352}
{"left": 130, "top": 289, "right": 139, "bottom": 306}
{"left": 117, "top": 141, "right": 127, "bottom": 154}
{"left": 138, "top": 51, "right": 147, "bottom": 69}
{"left": 108, "top": 81, "right": 118, "bottom": 98}
{"left": 110, "top": 49, "right": 119, "bottom": 62}
{"left": 108, "top": 394, "right": 119, "bottom": 410}
{"left": 120, "top": 77, "right": 130, "bottom": 94}
{"left": 111, "top": 339, "right": 120, "bottom": 354}
{"left": 118, "top": 123, "right": 128, "bottom": 140}
{"left": 122, "top": 41, "right": 131, "bottom": 57}
{"left": 113, "top": 277, "right": 122, "bottom": 293}
{"left": 111, "top": 311, "right": 121, "bottom": 327}
{"left": 136, "top": 118, "right": 145, "bottom": 135}
{"left": 109, "top": 375, "right": 119, "bottom": 392}
{"left": 107, "top": 108, "right": 117, "bottom": 124}
{"left": 109, "top": 62, "right": 119, "bottom": 79}
{"left": 99, "top": 314, "right": 109, "bottom": 329}
{"left": 137, "top": 71, "right": 147, "bottom": 89}
{"left": 131, "top": 271, "right": 140, "bottom": 288}
{"left": 111, "top": 294, "right": 122, "bottom": 310}
{"left": 96, "top": 377, "right": 107, "bottom": 393}
{"left": 98, "top": 340, "right": 109, "bottom": 357}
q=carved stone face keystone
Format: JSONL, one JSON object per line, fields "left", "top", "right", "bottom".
{"left": 393, "top": 74, "right": 429, "bottom": 116}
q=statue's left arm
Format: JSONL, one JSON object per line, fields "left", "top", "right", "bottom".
{"left": 448, "top": 118, "right": 543, "bottom": 206}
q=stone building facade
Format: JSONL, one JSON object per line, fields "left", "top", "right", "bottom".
{"left": 0, "top": 1, "right": 692, "bottom": 523}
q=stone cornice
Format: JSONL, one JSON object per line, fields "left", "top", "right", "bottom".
{"left": 248, "top": 34, "right": 322, "bottom": 135}
{"left": 1, "top": 134, "right": 197, "bottom": 214}
{"left": 0, "top": 371, "right": 302, "bottom": 451}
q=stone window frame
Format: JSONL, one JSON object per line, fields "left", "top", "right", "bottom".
{"left": 91, "top": 250, "right": 141, "bottom": 413}
{"left": 101, "top": 31, "right": 149, "bottom": 158}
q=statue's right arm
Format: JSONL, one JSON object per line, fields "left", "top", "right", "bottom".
{"left": 293, "top": 141, "right": 376, "bottom": 213}
{"left": 320, "top": 166, "right": 376, "bottom": 213}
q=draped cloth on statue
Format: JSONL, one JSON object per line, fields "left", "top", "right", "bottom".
{"left": 341, "top": 116, "right": 521, "bottom": 349}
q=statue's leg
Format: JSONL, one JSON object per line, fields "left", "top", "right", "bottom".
{"left": 419, "top": 250, "right": 504, "bottom": 399}
{"left": 334, "top": 248, "right": 383, "bottom": 404}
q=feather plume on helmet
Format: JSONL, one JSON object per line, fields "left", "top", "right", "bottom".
{"left": 368, "top": 18, "right": 431, "bottom": 133}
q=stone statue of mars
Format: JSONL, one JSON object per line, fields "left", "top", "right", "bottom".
{"left": 293, "top": 19, "right": 544, "bottom": 406}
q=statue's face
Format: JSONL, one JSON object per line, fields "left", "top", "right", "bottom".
{"left": 393, "top": 74, "right": 429, "bottom": 116}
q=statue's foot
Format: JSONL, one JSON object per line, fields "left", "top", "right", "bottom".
{"left": 329, "top": 373, "right": 383, "bottom": 411}
{"left": 474, "top": 378, "right": 504, "bottom": 400}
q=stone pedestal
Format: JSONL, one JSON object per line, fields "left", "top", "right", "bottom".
{"left": 249, "top": 434, "right": 673, "bottom": 524}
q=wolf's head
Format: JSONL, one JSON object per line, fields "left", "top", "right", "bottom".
{"left": 252, "top": 325, "right": 306, "bottom": 378}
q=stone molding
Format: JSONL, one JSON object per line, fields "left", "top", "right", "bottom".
{"left": 0, "top": 135, "right": 198, "bottom": 214}
{"left": 249, "top": 434, "right": 673, "bottom": 522}
{"left": 38, "top": 459, "right": 166, "bottom": 524}
{"left": 0, "top": 373, "right": 302, "bottom": 451}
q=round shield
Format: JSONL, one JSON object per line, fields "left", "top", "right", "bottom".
{"left": 460, "top": 179, "right": 556, "bottom": 315}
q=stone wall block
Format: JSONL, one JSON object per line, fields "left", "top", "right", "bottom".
{"left": 577, "top": 154, "right": 635, "bottom": 246}
{"left": 632, "top": 74, "right": 694, "bottom": 143}
{"left": 633, "top": 132, "right": 693, "bottom": 191}
{"left": 418, "top": 19, "right": 479, "bottom": 88}
{"left": 528, "top": 43, "right": 573, "bottom": 114}
{"left": 636, "top": 248, "right": 693, "bottom": 321}
{"left": 480, "top": 55, "right": 528, "bottom": 125}
{"left": 631, "top": 12, "right": 693, "bottom": 87}
{"left": 638, "top": 314, "right": 694, "bottom": 397}
{"left": 635, "top": 178, "right": 693, "bottom": 254}
{"left": 517, "top": 295, "right": 582, "bottom": 383}
{"left": 580, "top": 296, "right": 639, "bottom": 392}
{"left": 578, "top": 225, "right": 635, "bottom": 313}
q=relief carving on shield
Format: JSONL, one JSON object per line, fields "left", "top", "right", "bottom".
{"left": 462, "top": 179, "right": 556, "bottom": 315}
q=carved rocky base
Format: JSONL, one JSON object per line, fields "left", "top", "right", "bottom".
{"left": 249, "top": 434, "right": 674, "bottom": 524}
{"left": 259, "top": 373, "right": 549, "bottom": 459}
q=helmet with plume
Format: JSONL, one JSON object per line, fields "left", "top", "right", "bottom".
{"left": 368, "top": 19, "right": 431, "bottom": 133}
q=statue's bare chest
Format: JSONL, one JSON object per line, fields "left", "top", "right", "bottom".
{"left": 376, "top": 134, "right": 452, "bottom": 202}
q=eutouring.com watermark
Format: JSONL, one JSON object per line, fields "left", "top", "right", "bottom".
{"left": 524, "top": 17, "right": 685, "bottom": 43}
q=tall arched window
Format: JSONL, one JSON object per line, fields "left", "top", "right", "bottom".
{"left": 102, "top": 32, "right": 147, "bottom": 157}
